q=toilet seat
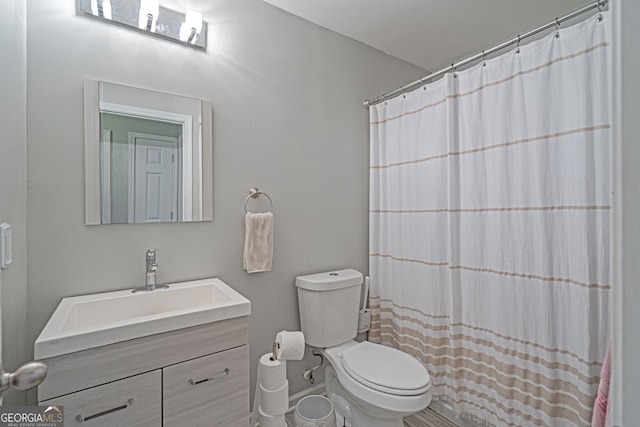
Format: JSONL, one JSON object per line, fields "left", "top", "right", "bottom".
{"left": 341, "top": 341, "right": 431, "bottom": 396}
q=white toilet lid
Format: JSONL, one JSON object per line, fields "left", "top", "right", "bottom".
{"left": 341, "top": 341, "right": 431, "bottom": 396}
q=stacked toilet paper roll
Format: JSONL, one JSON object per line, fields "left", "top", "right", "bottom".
{"left": 256, "top": 331, "right": 306, "bottom": 427}
{"left": 257, "top": 354, "right": 289, "bottom": 427}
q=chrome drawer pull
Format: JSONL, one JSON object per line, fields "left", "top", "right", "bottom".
{"left": 188, "top": 368, "right": 230, "bottom": 386}
{"left": 75, "top": 398, "right": 134, "bottom": 423}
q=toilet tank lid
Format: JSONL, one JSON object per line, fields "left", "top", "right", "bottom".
{"left": 295, "top": 269, "right": 363, "bottom": 291}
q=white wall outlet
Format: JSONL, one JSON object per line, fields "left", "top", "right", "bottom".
{"left": 1, "top": 223, "right": 12, "bottom": 269}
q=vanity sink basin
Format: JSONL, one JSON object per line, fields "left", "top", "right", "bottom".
{"left": 34, "top": 278, "right": 251, "bottom": 359}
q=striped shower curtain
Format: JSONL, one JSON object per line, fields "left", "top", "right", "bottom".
{"left": 368, "top": 12, "right": 610, "bottom": 427}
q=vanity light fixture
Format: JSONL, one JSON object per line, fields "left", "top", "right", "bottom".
{"left": 77, "top": 0, "right": 208, "bottom": 50}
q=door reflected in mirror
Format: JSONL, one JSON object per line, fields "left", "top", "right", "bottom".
{"left": 84, "top": 80, "right": 213, "bottom": 225}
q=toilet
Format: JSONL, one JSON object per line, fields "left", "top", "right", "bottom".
{"left": 296, "top": 269, "right": 432, "bottom": 427}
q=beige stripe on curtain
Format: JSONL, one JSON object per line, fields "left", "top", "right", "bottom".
{"left": 368, "top": 11, "right": 611, "bottom": 427}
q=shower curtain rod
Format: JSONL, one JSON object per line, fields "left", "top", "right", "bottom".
{"left": 363, "top": 0, "right": 607, "bottom": 109}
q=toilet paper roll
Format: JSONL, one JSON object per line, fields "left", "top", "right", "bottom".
{"left": 259, "top": 353, "right": 287, "bottom": 391}
{"left": 259, "top": 381, "right": 289, "bottom": 415}
{"left": 275, "top": 330, "right": 305, "bottom": 360}
{"left": 258, "top": 406, "right": 287, "bottom": 427}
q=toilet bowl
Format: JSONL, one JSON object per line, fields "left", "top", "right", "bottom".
{"left": 296, "top": 269, "right": 432, "bottom": 427}
{"left": 323, "top": 341, "right": 432, "bottom": 427}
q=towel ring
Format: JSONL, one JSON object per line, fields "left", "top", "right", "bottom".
{"left": 244, "top": 187, "right": 273, "bottom": 214}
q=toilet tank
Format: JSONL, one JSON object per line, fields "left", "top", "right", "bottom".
{"left": 295, "top": 269, "right": 363, "bottom": 348}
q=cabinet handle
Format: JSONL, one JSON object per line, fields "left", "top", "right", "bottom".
{"left": 75, "top": 398, "right": 134, "bottom": 423}
{"left": 188, "top": 367, "right": 230, "bottom": 386}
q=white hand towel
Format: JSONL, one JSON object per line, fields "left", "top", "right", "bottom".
{"left": 243, "top": 212, "right": 274, "bottom": 273}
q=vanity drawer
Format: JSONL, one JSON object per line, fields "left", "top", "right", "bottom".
{"left": 163, "top": 345, "right": 249, "bottom": 427}
{"left": 41, "top": 370, "right": 161, "bottom": 427}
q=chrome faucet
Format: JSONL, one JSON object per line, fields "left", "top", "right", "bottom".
{"left": 146, "top": 249, "right": 158, "bottom": 287}
{"left": 133, "top": 249, "right": 168, "bottom": 293}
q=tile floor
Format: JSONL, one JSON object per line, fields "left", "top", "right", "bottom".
{"left": 285, "top": 407, "right": 459, "bottom": 426}
{"left": 404, "top": 407, "right": 459, "bottom": 427}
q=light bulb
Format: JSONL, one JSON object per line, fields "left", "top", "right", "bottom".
{"left": 180, "top": 10, "right": 203, "bottom": 43}
{"left": 138, "top": 0, "right": 159, "bottom": 32}
{"left": 90, "top": 0, "right": 112, "bottom": 19}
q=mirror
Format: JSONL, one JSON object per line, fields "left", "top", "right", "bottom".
{"left": 84, "top": 80, "right": 213, "bottom": 224}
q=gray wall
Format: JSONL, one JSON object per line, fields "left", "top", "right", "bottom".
{"left": 25, "top": 0, "right": 424, "bottom": 402}
{"left": 613, "top": 0, "right": 640, "bottom": 424}
{"left": 0, "top": 0, "right": 29, "bottom": 405}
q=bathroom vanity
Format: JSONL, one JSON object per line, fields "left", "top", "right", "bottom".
{"left": 34, "top": 278, "right": 251, "bottom": 427}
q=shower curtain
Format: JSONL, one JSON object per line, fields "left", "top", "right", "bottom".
{"left": 369, "top": 12, "right": 610, "bottom": 427}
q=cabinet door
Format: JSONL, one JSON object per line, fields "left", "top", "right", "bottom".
{"left": 41, "top": 370, "right": 161, "bottom": 427}
{"left": 163, "top": 345, "right": 249, "bottom": 427}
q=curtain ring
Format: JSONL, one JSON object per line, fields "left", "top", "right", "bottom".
{"left": 596, "top": 0, "right": 604, "bottom": 21}
{"left": 516, "top": 34, "right": 521, "bottom": 55}
{"left": 451, "top": 63, "right": 458, "bottom": 78}
{"left": 554, "top": 18, "right": 560, "bottom": 39}
{"left": 482, "top": 50, "right": 487, "bottom": 67}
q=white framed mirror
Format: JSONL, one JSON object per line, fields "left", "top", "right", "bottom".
{"left": 84, "top": 80, "right": 213, "bottom": 225}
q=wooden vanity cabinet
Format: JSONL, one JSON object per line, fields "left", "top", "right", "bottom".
{"left": 38, "top": 317, "right": 250, "bottom": 427}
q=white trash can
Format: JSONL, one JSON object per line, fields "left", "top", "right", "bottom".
{"left": 293, "top": 395, "right": 336, "bottom": 427}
